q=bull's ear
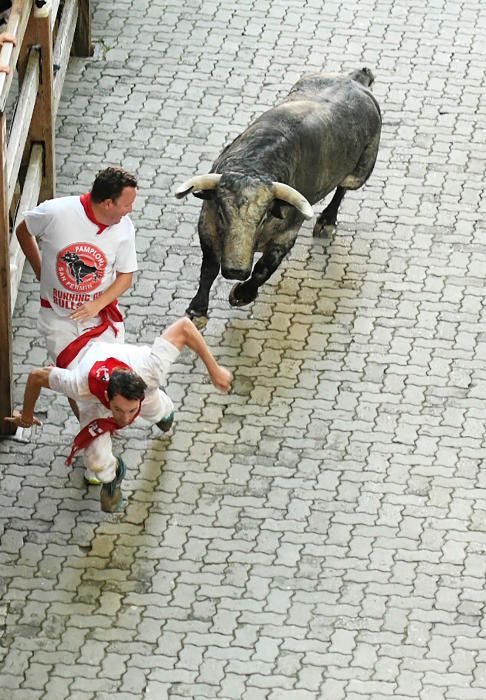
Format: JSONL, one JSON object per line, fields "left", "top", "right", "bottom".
{"left": 193, "top": 189, "right": 215, "bottom": 200}
{"left": 270, "top": 199, "right": 287, "bottom": 219}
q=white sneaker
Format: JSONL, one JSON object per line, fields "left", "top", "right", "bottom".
{"left": 84, "top": 470, "right": 102, "bottom": 485}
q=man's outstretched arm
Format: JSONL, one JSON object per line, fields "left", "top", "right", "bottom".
{"left": 162, "top": 317, "right": 232, "bottom": 392}
{"left": 5, "top": 367, "right": 53, "bottom": 428}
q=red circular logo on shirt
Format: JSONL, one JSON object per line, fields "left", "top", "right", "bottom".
{"left": 56, "top": 243, "right": 107, "bottom": 292}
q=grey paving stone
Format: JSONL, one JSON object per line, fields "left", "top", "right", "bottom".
{"left": 2, "top": 0, "right": 486, "bottom": 698}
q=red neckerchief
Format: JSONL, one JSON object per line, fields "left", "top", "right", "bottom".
{"left": 65, "top": 357, "right": 142, "bottom": 466}
{"left": 80, "top": 192, "right": 108, "bottom": 235}
{"left": 88, "top": 357, "right": 136, "bottom": 408}
{"left": 55, "top": 301, "right": 124, "bottom": 369}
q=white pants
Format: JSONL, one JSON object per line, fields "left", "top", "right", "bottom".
{"left": 79, "top": 387, "right": 175, "bottom": 483}
{"left": 38, "top": 307, "right": 125, "bottom": 367}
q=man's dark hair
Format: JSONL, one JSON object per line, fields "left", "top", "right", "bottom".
{"left": 91, "top": 167, "right": 137, "bottom": 203}
{"left": 107, "top": 369, "right": 147, "bottom": 402}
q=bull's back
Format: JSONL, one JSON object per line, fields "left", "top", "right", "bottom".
{"left": 214, "top": 75, "right": 381, "bottom": 203}
{"left": 281, "top": 74, "right": 381, "bottom": 168}
{"left": 286, "top": 73, "right": 380, "bottom": 114}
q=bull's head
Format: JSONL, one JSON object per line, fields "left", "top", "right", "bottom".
{"left": 175, "top": 173, "right": 313, "bottom": 281}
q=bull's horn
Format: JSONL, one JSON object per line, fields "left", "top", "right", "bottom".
{"left": 272, "top": 182, "right": 314, "bottom": 220}
{"left": 175, "top": 174, "right": 222, "bottom": 199}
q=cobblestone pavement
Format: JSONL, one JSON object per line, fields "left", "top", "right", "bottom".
{"left": 1, "top": 0, "right": 486, "bottom": 698}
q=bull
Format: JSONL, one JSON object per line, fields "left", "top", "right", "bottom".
{"left": 175, "top": 67, "right": 381, "bottom": 327}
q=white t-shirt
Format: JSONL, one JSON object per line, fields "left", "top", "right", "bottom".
{"left": 49, "top": 337, "right": 180, "bottom": 402}
{"left": 24, "top": 196, "right": 138, "bottom": 316}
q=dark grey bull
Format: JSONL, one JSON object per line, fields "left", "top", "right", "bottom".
{"left": 175, "top": 67, "right": 381, "bottom": 326}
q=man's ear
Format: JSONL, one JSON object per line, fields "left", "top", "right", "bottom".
{"left": 270, "top": 199, "right": 287, "bottom": 219}
{"left": 193, "top": 190, "right": 215, "bottom": 200}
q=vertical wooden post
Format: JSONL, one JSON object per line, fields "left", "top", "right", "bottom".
{"left": 0, "top": 112, "right": 14, "bottom": 435}
{"left": 73, "top": 0, "right": 92, "bottom": 57}
{"left": 26, "top": 0, "right": 55, "bottom": 202}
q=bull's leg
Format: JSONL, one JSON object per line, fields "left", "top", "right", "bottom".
{"left": 339, "top": 130, "right": 380, "bottom": 192}
{"left": 229, "top": 245, "right": 289, "bottom": 307}
{"left": 186, "top": 244, "right": 220, "bottom": 329}
{"left": 312, "top": 186, "right": 346, "bottom": 238}
{"left": 313, "top": 131, "right": 380, "bottom": 239}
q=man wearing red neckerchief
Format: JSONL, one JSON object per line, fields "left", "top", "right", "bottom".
{"left": 16, "top": 166, "right": 138, "bottom": 373}
{"left": 6, "top": 317, "right": 232, "bottom": 513}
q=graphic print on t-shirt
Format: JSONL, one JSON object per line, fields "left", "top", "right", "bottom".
{"left": 56, "top": 243, "right": 107, "bottom": 292}
{"left": 93, "top": 363, "right": 111, "bottom": 383}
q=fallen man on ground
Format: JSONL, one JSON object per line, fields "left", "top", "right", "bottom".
{"left": 6, "top": 317, "right": 232, "bottom": 513}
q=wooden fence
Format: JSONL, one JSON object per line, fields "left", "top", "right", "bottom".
{"left": 0, "top": 0, "right": 91, "bottom": 435}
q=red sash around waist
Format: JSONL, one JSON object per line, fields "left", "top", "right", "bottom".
{"left": 41, "top": 298, "right": 123, "bottom": 369}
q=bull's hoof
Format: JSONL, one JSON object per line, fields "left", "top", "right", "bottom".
{"left": 312, "top": 221, "right": 335, "bottom": 238}
{"left": 185, "top": 312, "right": 208, "bottom": 330}
{"left": 229, "top": 283, "right": 257, "bottom": 307}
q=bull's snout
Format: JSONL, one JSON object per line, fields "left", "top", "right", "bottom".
{"left": 221, "top": 265, "right": 250, "bottom": 281}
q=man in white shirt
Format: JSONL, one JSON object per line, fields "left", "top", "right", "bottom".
{"left": 16, "top": 166, "right": 138, "bottom": 368}
{"left": 6, "top": 317, "right": 232, "bottom": 513}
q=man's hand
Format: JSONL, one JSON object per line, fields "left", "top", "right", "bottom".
{"left": 70, "top": 299, "right": 102, "bottom": 322}
{"left": 0, "top": 34, "right": 16, "bottom": 74}
{"left": 210, "top": 366, "right": 232, "bottom": 393}
{"left": 5, "top": 410, "right": 42, "bottom": 429}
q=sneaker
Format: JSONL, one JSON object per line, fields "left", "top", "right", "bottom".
{"left": 100, "top": 457, "right": 126, "bottom": 513}
{"left": 156, "top": 411, "right": 175, "bottom": 433}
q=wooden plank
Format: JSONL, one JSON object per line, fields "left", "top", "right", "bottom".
{"left": 10, "top": 144, "right": 43, "bottom": 310}
{"left": 6, "top": 49, "right": 39, "bottom": 206}
{"left": 0, "top": 0, "right": 34, "bottom": 113}
{"left": 73, "top": 0, "right": 92, "bottom": 57}
{"left": 50, "top": 0, "right": 62, "bottom": 30}
{"left": 25, "top": 0, "right": 55, "bottom": 202}
{"left": 53, "top": 0, "right": 77, "bottom": 117}
{"left": 0, "top": 113, "right": 14, "bottom": 435}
